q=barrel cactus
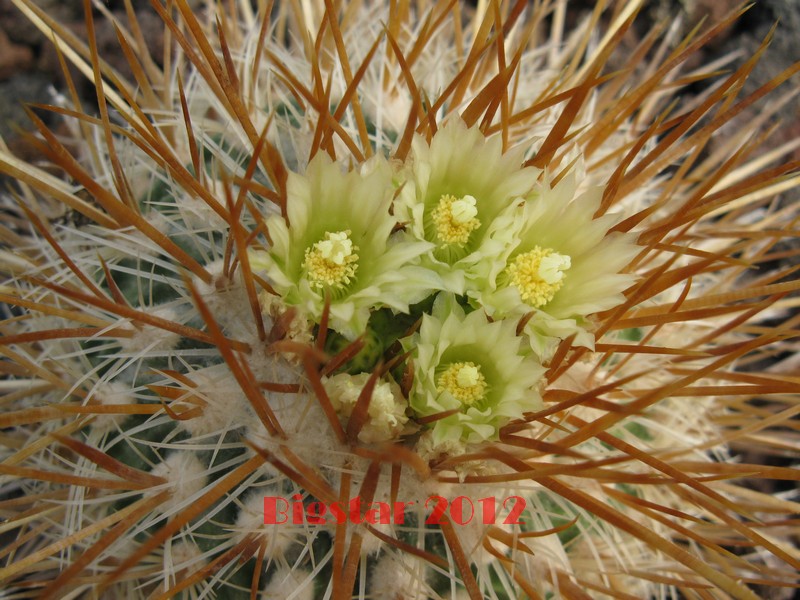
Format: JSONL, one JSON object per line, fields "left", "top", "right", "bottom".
{"left": 1, "top": 1, "right": 798, "bottom": 598}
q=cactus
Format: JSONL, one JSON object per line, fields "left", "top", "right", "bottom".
{"left": 1, "top": 1, "right": 798, "bottom": 598}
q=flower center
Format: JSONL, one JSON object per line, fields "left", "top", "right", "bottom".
{"left": 431, "top": 194, "right": 481, "bottom": 246}
{"left": 303, "top": 230, "right": 359, "bottom": 289}
{"left": 507, "top": 246, "right": 571, "bottom": 308}
{"left": 437, "top": 361, "right": 487, "bottom": 406}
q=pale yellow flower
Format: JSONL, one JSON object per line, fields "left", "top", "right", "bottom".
{"left": 396, "top": 119, "right": 539, "bottom": 294}
{"left": 403, "top": 294, "right": 544, "bottom": 443}
{"left": 254, "top": 154, "right": 440, "bottom": 338}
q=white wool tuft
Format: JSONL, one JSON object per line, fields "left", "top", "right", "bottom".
{"left": 120, "top": 306, "right": 181, "bottom": 353}
{"left": 89, "top": 380, "right": 135, "bottom": 434}
{"left": 233, "top": 492, "right": 299, "bottom": 560}
{"left": 175, "top": 366, "right": 254, "bottom": 437}
{"left": 260, "top": 566, "right": 314, "bottom": 600}
{"left": 150, "top": 452, "right": 208, "bottom": 514}
{"left": 369, "top": 551, "right": 432, "bottom": 599}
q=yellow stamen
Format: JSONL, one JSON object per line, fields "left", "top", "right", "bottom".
{"left": 507, "top": 246, "right": 571, "bottom": 308}
{"left": 303, "top": 230, "right": 359, "bottom": 288}
{"left": 431, "top": 194, "right": 481, "bottom": 246}
{"left": 437, "top": 361, "right": 487, "bottom": 406}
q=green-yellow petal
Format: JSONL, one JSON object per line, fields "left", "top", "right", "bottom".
{"left": 258, "top": 153, "right": 441, "bottom": 338}
{"left": 396, "top": 118, "right": 538, "bottom": 295}
{"left": 403, "top": 294, "right": 544, "bottom": 444}
{"left": 477, "top": 166, "right": 639, "bottom": 360}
